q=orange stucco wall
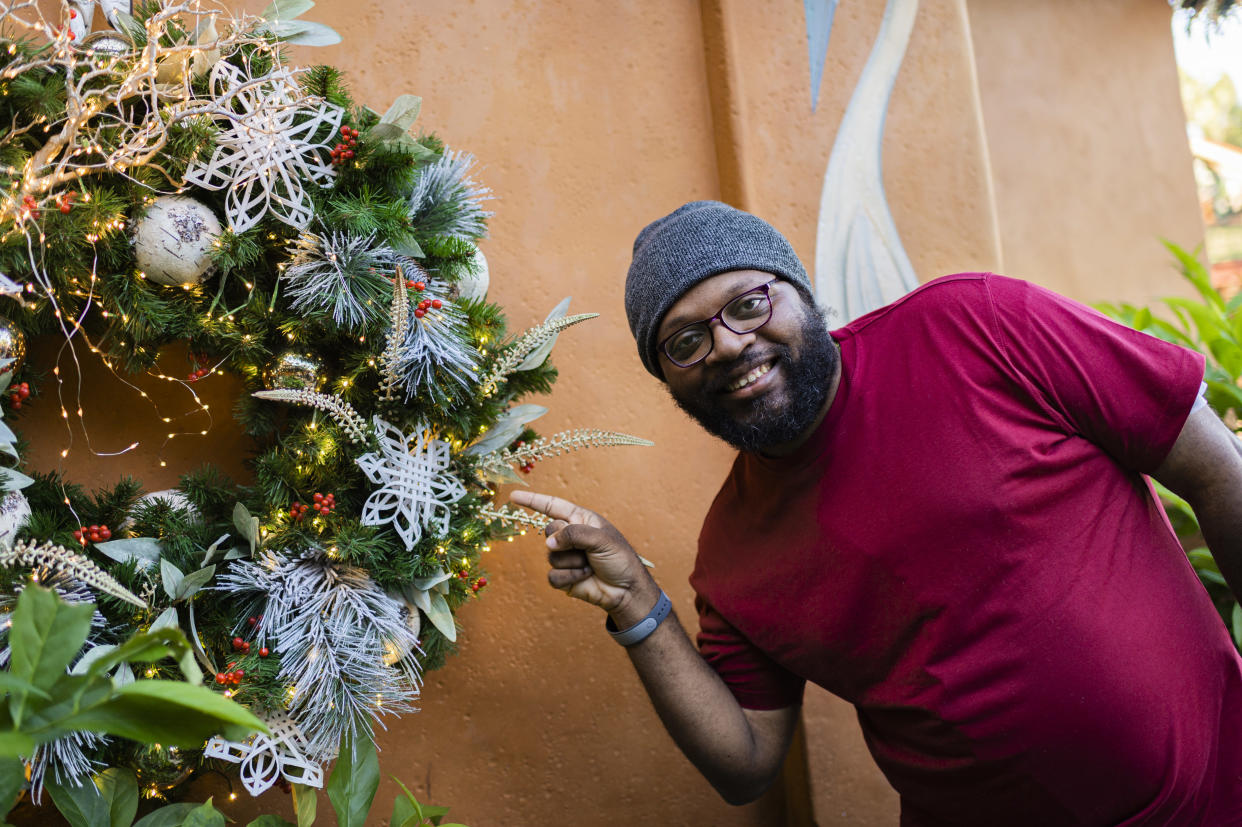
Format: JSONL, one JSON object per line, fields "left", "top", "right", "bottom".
{"left": 14, "top": 1, "right": 1204, "bottom": 824}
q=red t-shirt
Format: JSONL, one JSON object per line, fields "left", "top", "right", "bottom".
{"left": 692, "top": 274, "right": 1242, "bottom": 825}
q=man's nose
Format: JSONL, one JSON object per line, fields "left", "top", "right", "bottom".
{"left": 703, "top": 321, "right": 756, "bottom": 365}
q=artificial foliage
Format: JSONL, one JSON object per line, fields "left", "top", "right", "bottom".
{"left": 0, "top": 0, "right": 648, "bottom": 816}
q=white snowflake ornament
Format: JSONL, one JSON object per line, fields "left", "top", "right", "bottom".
{"left": 203, "top": 709, "right": 324, "bottom": 796}
{"left": 185, "top": 62, "right": 343, "bottom": 233}
{"left": 356, "top": 418, "right": 466, "bottom": 551}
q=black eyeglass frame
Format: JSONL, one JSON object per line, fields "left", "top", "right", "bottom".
{"left": 658, "top": 278, "right": 779, "bottom": 369}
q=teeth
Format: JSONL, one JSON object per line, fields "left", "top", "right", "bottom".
{"left": 727, "top": 362, "right": 772, "bottom": 392}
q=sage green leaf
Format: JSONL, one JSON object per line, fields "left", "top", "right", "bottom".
{"left": 291, "top": 782, "right": 317, "bottom": 827}
{"left": 260, "top": 0, "right": 314, "bottom": 20}
{"left": 9, "top": 587, "right": 93, "bottom": 725}
{"left": 150, "top": 607, "right": 179, "bottom": 632}
{"left": 234, "top": 503, "right": 260, "bottom": 554}
{"left": 133, "top": 802, "right": 202, "bottom": 827}
{"left": 1233, "top": 602, "right": 1242, "bottom": 647}
{"left": 67, "top": 680, "right": 264, "bottom": 746}
{"left": 476, "top": 463, "right": 525, "bottom": 486}
{"left": 84, "top": 627, "right": 198, "bottom": 686}
{"left": 424, "top": 592, "right": 456, "bottom": 643}
{"left": 0, "top": 731, "right": 34, "bottom": 758}
{"left": 391, "top": 234, "right": 424, "bottom": 259}
{"left": 0, "top": 757, "right": 23, "bottom": 813}
{"left": 326, "top": 735, "right": 380, "bottom": 827}
{"left": 160, "top": 559, "right": 185, "bottom": 602}
{"left": 46, "top": 775, "right": 109, "bottom": 827}
{"left": 247, "top": 816, "right": 297, "bottom": 827}
{"left": 96, "top": 538, "right": 163, "bottom": 570}
{"left": 95, "top": 767, "right": 139, "bottom": 827}
{"left": 112, "top": 10, "right": 141, "bottom": 40}
{"left": 466, "top": 404, "right": 547, "bottom": 456}
{"left": 267, "top": 19, "right": 341, "bottom": 46}
{"left": 0, "top": 468, "right": 34, "bottom": 491}
{"left": 515, "top": 297, "right": 572, "bottom": 370}
{"left": 182, "top": 798, "right": 226, "bottom": 827}
{"left": 177, "top": 565, "right": 216, "bottom": 601}
{"left": 112, "top": 663, "right": 134, "bottom": 688}
{"left": 380, "top": 94, "right": 422, "bottom": 132}
{"left": 391, "top": 795, "right": 420, "bottom": 827}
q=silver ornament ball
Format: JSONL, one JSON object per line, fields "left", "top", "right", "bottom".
{"left": 132, "top": 195, "right": 222, "bottom": 286}
{"left": 0, "top": 316, "right": 26, "bottom": 376}
{"left": 263, "top": 350, "right": 327, "bottom": 392}
{"left": 453, "top": 244, "right": 490, "bottom": 302}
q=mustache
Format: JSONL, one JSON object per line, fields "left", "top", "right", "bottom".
{"left": 703, "top": 347, "right": 790, "bottom": 394}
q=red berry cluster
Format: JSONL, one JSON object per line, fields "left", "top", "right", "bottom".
{"left": 330, "top": 125, "right": 360, "bottom": 165}
{"left": 21, "top": 195, "right": 40, "bottom": 220}
{"left": 511, "top": 439, "right": 535, "bottom": 474}
{"left": 215, "top": 663, "right": 244, "bottom": 685}
{"left": 187, "top": 354, "right": 211, "bottom": 382}
{"left": 57, "top": 191, "right": 75, "bottom": 214}
{"left": 288, "top": 501, "right": 309, "bottom": 521}
{"left": 244, "top": 616, "right": 271, "bottom": 657}
{"left": 231, "top": 635, "right": 251, "bottom": 654}
{"left": 8, "top": 382, "right": 30, "bottom": 411}
{"left": 73, "top": 524, "right": 112, "bottom": 545}
{"left": 471, "top": 576, "right": 488, "bottom": 593}
{"left": 290, "top": 492, "right": 335, "bottom": 521}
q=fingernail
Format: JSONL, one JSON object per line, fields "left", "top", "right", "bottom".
{"left": 545, "top": 534, "right": 558, "bottom": 550}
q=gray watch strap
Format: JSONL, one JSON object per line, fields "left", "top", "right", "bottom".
{"left": 605, "top": 591, "right": 672, "bottom": 646}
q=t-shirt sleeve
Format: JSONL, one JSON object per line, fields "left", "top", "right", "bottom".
{"left": 695, "top": 595, "right": 805, "bottom": 710}
{"left": 984, "top": 274, "right": 1206, "bottom": 473}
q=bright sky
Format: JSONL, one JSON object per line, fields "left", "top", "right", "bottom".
{"left": 1172, "top": 9, "right": 1242, "bottom": 89}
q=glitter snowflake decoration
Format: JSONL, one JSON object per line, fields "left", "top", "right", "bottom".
{"left": 204, "top": 709, "right": 325, "bottom": 796}
{"left": 185, "top": 62, "right": 343, "bottom": 233}
{"left": 356, "top": 418, "right": 466, "bottom": 550}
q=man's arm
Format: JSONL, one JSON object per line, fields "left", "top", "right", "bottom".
{"left": 510, "top": 489, "right": 798, "bottom": 805}
{"left": 1152, "top": 406, "right": 1242, "bottom": 600}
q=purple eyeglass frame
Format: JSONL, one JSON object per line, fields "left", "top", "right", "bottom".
{"left": 658, "top": 278, "right": 778, "bottom": 368}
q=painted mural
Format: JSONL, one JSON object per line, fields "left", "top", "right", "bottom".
{"left": 807, "top": 0, "right": 920, "bottom": 323}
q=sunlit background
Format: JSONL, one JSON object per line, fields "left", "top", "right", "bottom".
{"left": 1174, "top": 9, "right": 1242, "bottom": 293}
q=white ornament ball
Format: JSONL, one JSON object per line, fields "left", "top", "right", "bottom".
{"left": 132, "top": 196, "right": 222, "bottom": 286}
{"left": 0, "top": 490, "right": 30, "bottom": 550}
{"left": 455, "top": 245, "right": 490, "bottom": 302}
{"left": 121, "top": 488, "right": 199, "bottom": 531}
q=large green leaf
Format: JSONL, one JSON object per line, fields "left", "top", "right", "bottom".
{"left": 46, "top": 775, "right": 109, "bottom": 827}
{"left": 95, "top": 538, "right": 162, "bottom": 570}
{"left": 0, "top": 757, "right": 24, "bottom": 814}
{"left": 0, "top": 671, "right": 51, "bottom": 699}
{"left": 0, "top": 731, "right": 34, "bottom": 758}
{"left": 248, "top": 816, "right": 297, "bottom": 827}
{"left": 65, "top": 681, "right": 265, "bottom": 746}
{"left": 96, "top": 767, "right": 139, "bottom": 827}
{"left": 8, "top": 587, "right": 94, "bottom": 726}
{"left": 260, "top": 0, "right": 314, "bottom": 20}
{"left": 234, "top": 503, "right": 260, "bottom": 554}
{"left": 326, "top": 735, "right": 379, "bottom": 827}
{"left": 291, "top": 783, "right": 317, "bottom": 827}
{"left": 133, "top": 802, "right": 203, "bottom": 827}
{"left": 176, "top": 565, "right": 216, "bottom": 601}
{"left": 86, "top": 627, "right": 202, "bottom": 686}
{"left": 380, "top": 94, "right": 422, "bottom": 131}
{"left": 182, "top": 798, "right": 226, "bottom": 827}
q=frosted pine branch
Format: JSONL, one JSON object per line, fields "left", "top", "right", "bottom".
{"left": 378, "top": 266, "right": 413, "bottom": 403}
{"left": 478, "top": 429, "right": 654, "bottom": 476}
{"left": 252, "top": 389, "right": 371, "bottom": 444}
{"left": 477, "top": 504, "right": 548, "bottom": 531}
{"left": 0, "top": 540, "right": 146, "bottom": 608}
{"left": 477, "top": 313, "right": 598, "bottom": 396}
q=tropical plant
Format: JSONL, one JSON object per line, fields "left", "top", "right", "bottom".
{"left": 1096, "top": 241, "right": 1242, "bottom": 645}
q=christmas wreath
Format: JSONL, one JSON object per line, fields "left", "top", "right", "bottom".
{"left": 0, "top": 0, "right": 647, "bottom": 818}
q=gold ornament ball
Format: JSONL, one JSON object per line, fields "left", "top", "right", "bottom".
{"left": 263, "top": 350, "right": 327, "bottom": 392}
{"left": 0, "top": 317, "right": 27, "bottom": 376}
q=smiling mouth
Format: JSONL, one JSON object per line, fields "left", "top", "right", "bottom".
{"left": 724, "top": 360, "right": 774, "bottom": 393}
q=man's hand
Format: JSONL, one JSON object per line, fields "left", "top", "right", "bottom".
{"left": 510, "top": 490, "right": 659, "bottom": 622}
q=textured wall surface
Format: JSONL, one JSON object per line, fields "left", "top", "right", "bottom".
{"left": 12, "top": 0, "right": 1203, "bottom": 825}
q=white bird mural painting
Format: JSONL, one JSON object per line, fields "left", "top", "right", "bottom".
{"left": 808, "top": 0, "right": 921, "bottom": 323}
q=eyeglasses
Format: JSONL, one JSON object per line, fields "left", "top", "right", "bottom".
{"left": 658, "top": 279, "right": 778, "bottom": 368}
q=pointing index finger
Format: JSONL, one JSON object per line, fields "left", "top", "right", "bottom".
{"left": 510, "top": 490, "right": 599, "bottom": 526}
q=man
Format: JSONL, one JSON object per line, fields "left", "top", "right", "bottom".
{"left": 511, "top": 201, "right": 1242, "bottom": 825}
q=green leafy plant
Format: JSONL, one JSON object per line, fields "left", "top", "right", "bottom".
{"left": 1097, "top": 241, "right": 1242, "bottom": 644}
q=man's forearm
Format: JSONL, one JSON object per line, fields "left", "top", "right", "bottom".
{"left": 612, "top": 596, "right": 792, "bottom": 804}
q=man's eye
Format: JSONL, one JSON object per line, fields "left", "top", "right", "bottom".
{"left": 729, "top": 294, "right": 767, "bottom": 319}
{"left": 668, "top": 328, "right": 706, "bottom": 360}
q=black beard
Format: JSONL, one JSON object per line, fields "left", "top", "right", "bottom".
{"left": 669, "top": 304, "right": 839, "bottom": 453}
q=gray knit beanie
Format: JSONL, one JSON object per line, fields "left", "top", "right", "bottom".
{"left": 625, "top": 200, "right": 813, "bottom": 379}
